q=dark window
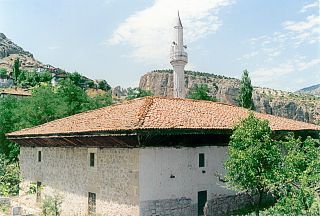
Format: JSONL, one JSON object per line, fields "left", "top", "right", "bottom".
{"left": 198, "top": 190, "right": 207, "bottom": 216}
{"left": 90, "top": 153, "right": 95, "bottom": 167}
{"left": 88, "top": 192, "right": 96, "bottom": 215}
{"left": 38, "top": 151, "right": 42, "bottom": 162}
{"left": 199, "top": 153, "right": 205, "bottom": 167}
{"left": 36, "top": 182, "right": 42, "bottom": 202}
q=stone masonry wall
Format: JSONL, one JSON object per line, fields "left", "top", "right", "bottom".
{"left": 140, "top": 198, "right": 197, "bottom": 216}
{"left": 207, "top": 193, "right": 253, "bottom": 216}
{"left": 19, "top": 146, "right": 139, "bottom": 215}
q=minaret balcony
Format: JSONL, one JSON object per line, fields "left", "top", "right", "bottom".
{"left": 170, "top": 51, "right": 188, "bottom": 63}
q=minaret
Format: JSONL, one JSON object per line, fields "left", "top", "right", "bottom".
{"left": 170, "top": 11, "right": 188, "bottom": 98}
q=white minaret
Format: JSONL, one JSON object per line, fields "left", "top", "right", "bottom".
{"left": 170, "top": 11, "right": 188, "bottom": 98}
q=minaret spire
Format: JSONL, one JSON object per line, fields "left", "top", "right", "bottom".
{"left": 170, "top": 11, "right": 188, "bottom": 98}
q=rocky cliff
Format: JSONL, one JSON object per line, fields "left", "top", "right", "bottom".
{"left": 139, "top": 70, "right": 319, "bottom": 124}
{"left": 0, "top": 33, "right": 47, "bottom": 72}
{"left": 0, "top": 33, "right": 32, "bottom": 58}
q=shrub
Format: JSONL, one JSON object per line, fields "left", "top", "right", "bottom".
{"left": 41, "top": 194, "right": 63, "bottom": 216}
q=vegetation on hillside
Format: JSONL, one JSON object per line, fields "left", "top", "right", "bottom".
{"left": 187, "top": 84, "right": 217, "bottom": 101}
{"left": 0, "top": 56, "right": 111, "bottom": 91}
{"left": 126, "top": 87, "right": 153, "bottom": 100}
{"left": 151, "top": 69, "right": 235, "bottom": 80}
{"left": 226, "top": 114, "right": 320, "bottom": 215}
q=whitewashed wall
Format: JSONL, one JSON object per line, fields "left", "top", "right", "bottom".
{"left": 139, "top": 146, "right": 234, "bottom": 203}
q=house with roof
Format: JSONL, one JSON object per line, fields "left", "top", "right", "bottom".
{"left": 7, "top": 96, "right": 320, "bottom": 215}
{"left": 6, "top": 13, "right": 320, "bottom": 216}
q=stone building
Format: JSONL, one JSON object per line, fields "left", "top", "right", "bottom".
{"left": 7, "top": 96, "right": 320, "bottom": 216}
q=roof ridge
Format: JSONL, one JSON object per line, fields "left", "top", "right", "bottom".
{"left": 136, "top": 96, "right": 155, "bottom": 128}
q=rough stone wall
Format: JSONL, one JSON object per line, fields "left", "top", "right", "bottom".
{"left": 140, "top": 198, "right": 197, "bottom": 216}
{"left": 19, "top": 147, "right": 139, "bottom": 215}
{"left": 207, "top": 194, "right": 253, "bottom": 216}
{"left": 140, "top": 194, "right": 254, "bottom": 216}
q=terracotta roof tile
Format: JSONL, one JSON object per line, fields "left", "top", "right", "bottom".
{"left": 7, "top": 96, "right": 320, "bottom": 138}
{"left": 1, "top": 88, "right": 31, "bottom": 96}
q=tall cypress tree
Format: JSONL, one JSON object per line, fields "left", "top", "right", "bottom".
{"left": 12, "top": 58, "right": 21, "bottom": 83}
{"left": 239, "top": 69, "right": 254, "bottom": 110}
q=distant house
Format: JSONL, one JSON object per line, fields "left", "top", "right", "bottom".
{"left": 0, "top": 88, "right": 31, "bottom": 98}
{"left": 7, "top": 97, "right": 320, "bottom": 216}
{"left": 0, "top": 77, "right": 14, "bottom": 88}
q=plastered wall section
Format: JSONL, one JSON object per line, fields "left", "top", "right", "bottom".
{"left": 19, "top": 146, "right": 139, "bottom": 216}
{"left": 139, "top": 146, "right": 235, "bottom": 215}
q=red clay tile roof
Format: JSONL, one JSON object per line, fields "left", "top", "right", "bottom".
{"left": 7, "top": 96, "right": 320, "bottom": 138}
{"left": 1, "top": 88, "right": 31, "bottom": 96}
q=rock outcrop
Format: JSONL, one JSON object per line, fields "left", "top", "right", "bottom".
{"left": 0, "top": 33, "right": 48, "bottom": 72}
{"left": 139, "top": 70, "right": 320, "bottom": 124}
{"left": 0, "top": 33, "right": 32, "bottom": 58}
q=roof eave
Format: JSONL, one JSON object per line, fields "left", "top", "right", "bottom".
{"left": 7, "top": 128, "right": 234, "bottom": 140}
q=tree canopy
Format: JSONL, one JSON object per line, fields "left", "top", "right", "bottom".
{"left": 239, "top": 69, "right": 254, "bottom": 110}
{"left": 126, "top": 87, "right": 153, "bottom": 100}
{"left": 0, "top": 80, "right": 113, "bottom": 162}
{"left": 225, "top": 113, "right": 281, "bottom": 215}
{"left": 187, "top": 84, "right": 216, "bottom": 101}
{"left": 225, "top": 113, "right": 320, "bottom": 215}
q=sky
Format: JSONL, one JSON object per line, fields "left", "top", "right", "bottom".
{"left": 0, "top": 0, "right": 319, "bottom": 91}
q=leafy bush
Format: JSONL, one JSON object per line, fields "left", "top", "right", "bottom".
{"left": 0, "top": 154, "right": 20, "bottom": 196}
{"left": 27, "top": 182, "right": 37, "bottom": 195}
{"left": 41, "top": 194, "right": 63, "bottom": 216}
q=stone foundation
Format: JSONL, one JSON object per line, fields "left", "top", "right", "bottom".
{"left": 140, "top": 198, "right": 197, "bottom": 216}
{"left": 207, "top": 193, "right": 252, "bottom": 216}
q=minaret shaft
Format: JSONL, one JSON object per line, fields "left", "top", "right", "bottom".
{"left": 170, "top": 12, "right": 188, "bottom": 98}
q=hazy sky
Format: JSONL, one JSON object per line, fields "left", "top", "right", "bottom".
{"left": 0, "top": 0, "right": 319, "bottom": 91}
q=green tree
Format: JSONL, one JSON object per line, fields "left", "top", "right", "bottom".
{"left": 97, "top": 80, "right": 111, "bottom": 91}
{"left": 126, "top": 87, "right": 153, "bottom": 100}
{"left": 0, "top": 96, "right": 19, "bottom": 161}
{"left": 0, "top": 155, "right": 20, "bottom": 196}
{"left": 225, "top": 113, "right": 281, "bottom": 216}
{"left": 187, "top": 84, "right": 216, "bottom": 101}
{"left": 239, "top": 69, "right": 254, "bottom": 110}
{"left": 57, "top": 79, "right": 91, "bottom": 116}
{"left": 87, "top": 80, "right": 95, "bottom": 88}
{"left": 0, "top": 78, "right": 113, "bottom": 162}
{"left": 68, "top": 72, "right": 83, "bottom": 87}
{"left": 39, "top": 71, "right": 53, "bottom": 83}
{"left": 88, "top": 93, "right": 113, "bottom": 110}
{"left": 0, "top": 68, "right": 8, "bottom": 78}
{"left": 15, "top": 86, "right": 67, "bottom": 129}
{"left": 263, "top": 135, "right": 320, "bottom": 215}
{"left": 12, "top": 58, "right": 21, "bottom": 83}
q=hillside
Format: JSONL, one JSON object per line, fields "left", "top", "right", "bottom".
{"left": 297, "top": 84, "right": 320, "bottom": 97}
{"left": 0, "top": 33, "right": 32, "bottom": 58}
{"left": 139, "top": 70, "right": 320, "bottom": 124}
{"left": 0, "top": 33, "right": 111, "bottom": 91}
